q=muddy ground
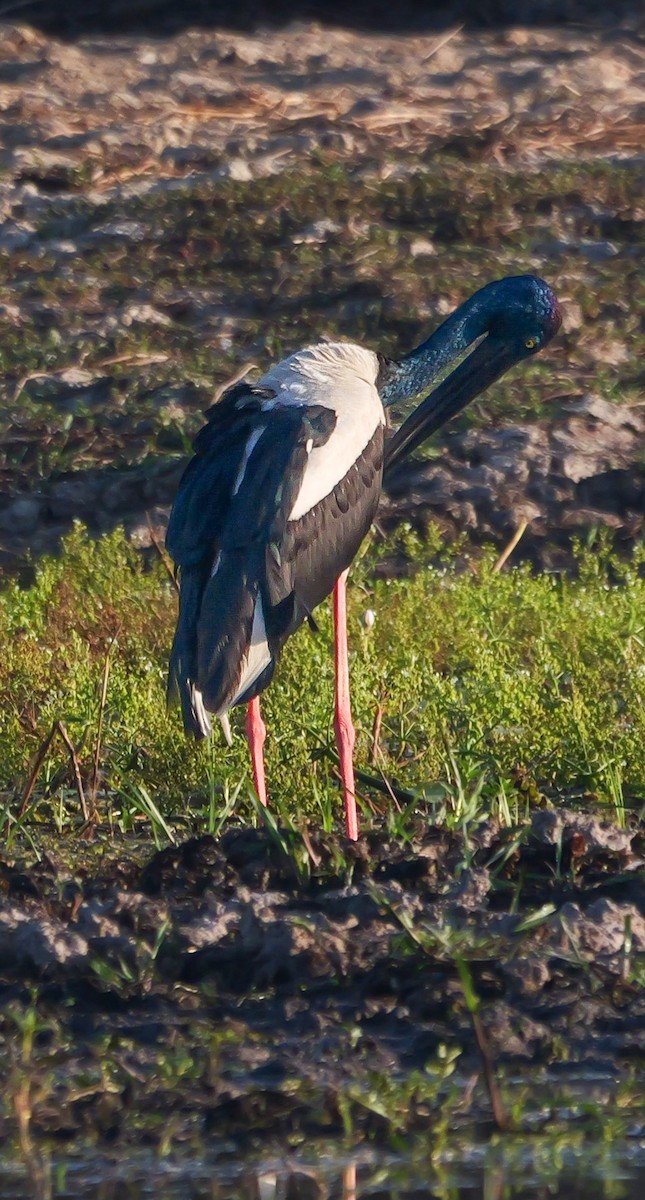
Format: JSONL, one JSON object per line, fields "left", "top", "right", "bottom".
{"left": 0, "top": 13, "right": 644, "bottom": 571}
{"left": 0, "top": 808, "right": 644, "bottom": 1153}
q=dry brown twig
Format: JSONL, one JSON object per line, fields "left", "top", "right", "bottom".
{"left": 90, "top": 629, "right": 121, "bottom": 818}
{"left": 492, "top": 520, "right": 529, "bottom": 573}
{"left": 18, "top": 723, "right": 57, "bottom": 818}
{"left": 211, "top": 361, "right": 258, "bottom": 405}
{"left": 18, "top": 720, "right": 89, "bottom": 824}
{"left": 56, "top": 721, "right": 90, "bottom": 823}
{"left": 146, "top": 514, "right": 180, "bottom": 593}
{"left": 370, "top": 702, "right": 385, "bottom": 766}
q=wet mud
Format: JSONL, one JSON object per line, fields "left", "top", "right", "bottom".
{"left": 0, "top": 808, "right": 644, "bottom": 1151}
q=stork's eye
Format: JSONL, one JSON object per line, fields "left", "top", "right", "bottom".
{"left": 525, "top": 336, "right": 538, "bottom": 349}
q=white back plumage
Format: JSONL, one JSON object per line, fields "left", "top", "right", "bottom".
{"left": 259, "top": 342, "right": 384, "bottom": 520}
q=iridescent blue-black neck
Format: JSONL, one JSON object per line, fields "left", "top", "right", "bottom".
{"left": 379, "top": 275, "right": 561, "bottom": 406}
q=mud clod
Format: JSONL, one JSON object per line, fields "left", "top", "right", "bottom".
{"left": 0, "top": 810, "right": 643, "bottom": 1146}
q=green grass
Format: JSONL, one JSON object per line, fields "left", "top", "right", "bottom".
{"left": 1, "top": 524, "right": 643, "bottom": 842}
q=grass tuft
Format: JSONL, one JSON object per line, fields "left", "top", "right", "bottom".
{"left": 1, "top": 524, "right": 643, "bottom": 840}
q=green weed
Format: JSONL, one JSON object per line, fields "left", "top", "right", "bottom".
{"left": 0, "top": 525, "right": 643, "bottom": 839}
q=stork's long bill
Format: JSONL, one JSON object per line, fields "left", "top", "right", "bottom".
{"left": 382, "top": 274, "right": 562, "bottom": 474}
{"left": 383, "top": 336, "right": 520, "bottom": 472}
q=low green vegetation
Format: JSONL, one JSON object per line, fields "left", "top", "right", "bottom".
{"left": 1, "top": 524, "right": 643, "bottom": 842}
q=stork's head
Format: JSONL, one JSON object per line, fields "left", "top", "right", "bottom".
{"left": 479, "top": 274, "right": 562, "bottom": 362}
{"left": 383, "top": 274, "right": 562, "bottom": 470}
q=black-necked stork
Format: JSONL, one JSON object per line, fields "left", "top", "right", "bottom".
{"left": 166, "top": 275, "right": 561, "bottom": 839}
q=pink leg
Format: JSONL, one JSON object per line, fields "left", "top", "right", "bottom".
{"left": 246, "top": 696, "right": 267, "bottom": 806}
{"left": 333, "top": 569, "right": 358, "bottom": 840}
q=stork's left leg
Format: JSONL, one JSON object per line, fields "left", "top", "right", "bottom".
{"left": 246, "top": 696, "right": 267, "bottom": 807}
{"left": 333, "top": 569, "right": 358, "bottom": 841}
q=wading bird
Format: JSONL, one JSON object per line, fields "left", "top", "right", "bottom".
{"left": 167, "top": 275, "right": 560, "bottom": 839}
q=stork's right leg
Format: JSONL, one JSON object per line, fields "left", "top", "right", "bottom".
{"left": 333, "top": 569, "right": 359, "bottom": 841}
{"left": 246, "top": 697, "right": 267, "bottom": 806}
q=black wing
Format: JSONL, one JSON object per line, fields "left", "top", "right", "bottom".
{"left": 166, "top": 381, "right": 277, "bottom": 569}
{"left": 166, "top": 381, "right": 336, "bottom": 734}
{"left": 277, "top": 424, "right": 384, "bottom": 620}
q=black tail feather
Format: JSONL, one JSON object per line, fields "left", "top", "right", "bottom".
{"left": 197, "top": 546, "right": 263, "bottom": 715}
{"left": 167, "top": 562, "right": 213, "bottom": 738}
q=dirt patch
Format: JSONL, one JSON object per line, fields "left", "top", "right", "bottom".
{"left": 381, "top": 393, "right": 645, "bottom": 570}
{"left": 1, "top": 17, "right": 644, "bottom": 195}
{"left": 0, "top": 809, "right": 644, "bottom": 1149}
{"left": 0, "top": 393, "right": 643, "bottom": 573}
{"left": 1, "top": 17, "right": 645, "bottom": 573}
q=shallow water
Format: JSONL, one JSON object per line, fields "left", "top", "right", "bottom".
{"left": 2, "top": 1069, "right": 644, "bottom": 1198}
{"left": 3, "top": 1137, "right": 645, "bottom": 1200}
